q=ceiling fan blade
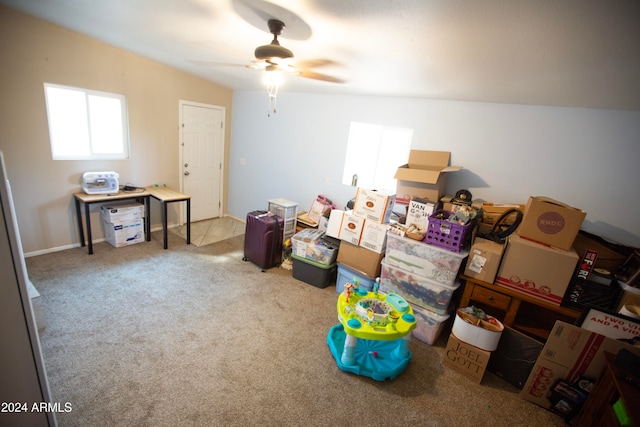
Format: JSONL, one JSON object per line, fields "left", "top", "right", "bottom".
{"left": 189, "top": 60, "right": 246, "bottom": 68}
{"left": 293, "top": 59, "right": 340, "bottom": 69}
{"left": 246, "top": 61, "right": 268, "bottom": 70}
{"left": 297, "top": 70, "right": 345, "bottom": 84}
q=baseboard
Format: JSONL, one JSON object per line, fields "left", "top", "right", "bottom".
{"left": 24, "top": 224, "right": 179, "bottom": 258}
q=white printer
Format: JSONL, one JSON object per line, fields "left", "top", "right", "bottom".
{"left": 82, "top": 171, "right": 119, "bottom": 195}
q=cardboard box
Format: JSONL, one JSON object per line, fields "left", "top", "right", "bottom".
{"left": 359, "top": 220, "right": 389, "bottom": 254}
{"left": 481, "top": 202, "right": 526, "bottom": 225}
{"left": 442, "top": 333, "right": 492, "bottom": 383}
{"left": 101, "top": 202, "right": 145, "bottom": 222}
{"left": 394, "top": 150, "right": 462, "bottom": 204}
{"left": 103, "top": 219, "right": 144, "bottom": 247}
{"left": 572, "top": 230, "right": 629, "bottom": 272}
{"left": 517, "top": 196, "right": 586, "bottom": 251}
{"left": 496, "top": 234, "right": 579, "bottom": 306}
{"left": 352, "top": 188, "right": 395, "bottom": 223}
{"left": 405, "top": 197, "right": 436, "bottom": 230}
{"left": 338, "top": 212, "right": 365, "bottom": 245}
{"left": 337, "top": 241, "right": 385, "bottom": 278}
{"left": 464, "top": 237, "right": 506, "bottom": 284}
{"left": 521, "top": 321, "right": 640, "bottom": 409}
{"left": 326, "top": 209, "right": 345, "bottom": 239}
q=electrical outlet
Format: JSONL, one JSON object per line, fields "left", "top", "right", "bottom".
{"left": 240, "top": 158, "right": 246, "bottom": 166}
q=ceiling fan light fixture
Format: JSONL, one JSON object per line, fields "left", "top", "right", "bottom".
{"left": 254, "top": 43, "right": 293, "bottom": 61}
{"left": 263, "top": 69, "right": 283, "bottom": 117}
{"left": 254, "top": 19, "right": 293, "bottom": 61}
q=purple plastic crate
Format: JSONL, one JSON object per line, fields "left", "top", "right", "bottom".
{"left": 424, "top": 211, "right": 473, "bottom": 252}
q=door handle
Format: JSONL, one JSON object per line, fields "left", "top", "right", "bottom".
{"left": 184, "top": 171, "right": 190, "bottom": 176}
{"left": 184, "top": 163, "right": 189, "bottom": 167}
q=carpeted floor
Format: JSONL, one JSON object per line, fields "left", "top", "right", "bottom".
{"left": 24, "top": 230, "right": 568, "bottom": 427}
{"left": 170, "top": 216, "right": 245, "bottom": 247}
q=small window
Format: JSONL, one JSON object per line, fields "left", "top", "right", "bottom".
{"left": 44, "top": 83, "right": 130, "bottom": 160}
{"left": 342, "top": 122, "right": 413, "bottom": 191}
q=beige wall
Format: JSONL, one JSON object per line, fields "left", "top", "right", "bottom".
{"left": 0, "top": 6, "right": 233, "bottom": 254}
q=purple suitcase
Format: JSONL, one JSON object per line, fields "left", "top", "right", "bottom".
{"left": 242, "top": 210, "right": 284, "bottom": 271}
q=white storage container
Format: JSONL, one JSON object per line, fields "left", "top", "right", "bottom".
{"left": 291, "top": 228, "right": 338, "bottom": 265}
{"left": 451, "top": 309, "right": 504, "bottom": 351}
{"left": 103, "top": 218, "right": 144, "bottom": 247}
{"left": 380, "top": 258, "right": 460, "bottom": 314}
{"left": 101, "top": 202, "right": 144, "bottom": 222}
{"left": 267, "top": 198, "right": 298, "bottom": 242}
{"left": 385, "top": 232, "right": 468, "bottom": 287}
{"left": 412, "top": 305, "right": 450, "bottom": 345}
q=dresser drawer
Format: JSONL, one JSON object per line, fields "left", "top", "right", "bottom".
{"left": 471, "top": 285, "right": 511, "bottom": 311}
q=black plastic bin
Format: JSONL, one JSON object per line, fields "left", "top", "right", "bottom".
{"left": 291, "top": 254, "right": 337, "bottom": 288}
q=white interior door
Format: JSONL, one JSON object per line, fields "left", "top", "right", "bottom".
{"left": 180, "top": 102, "right": 224, "bottom": 222}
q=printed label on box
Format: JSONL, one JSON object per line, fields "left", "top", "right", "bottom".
{"left": 442, "top": 334, "right": 491, "bottom": 383}
{"left": 406, "top": 198, "right": 435, "bottom": 229}
{"left": 468, "top": 252, "right": 487, "bottom": 273}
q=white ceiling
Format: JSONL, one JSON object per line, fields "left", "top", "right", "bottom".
{"left": 3, "top": 0, "right": 640, "bottom": 110}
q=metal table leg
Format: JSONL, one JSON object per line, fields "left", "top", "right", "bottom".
{"left": 85, "top": 202, "right": 93, "bottom": 255}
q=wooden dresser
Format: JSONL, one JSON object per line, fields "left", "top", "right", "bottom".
{"left": 574, "top": 352, "right": 640, "bottom": 426}
{"left": 458, "top": 275, "right": 581, "bottom": 341}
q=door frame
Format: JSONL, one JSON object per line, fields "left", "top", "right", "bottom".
{"left": 178, "top": 100, "right": 226, "bottom": 225}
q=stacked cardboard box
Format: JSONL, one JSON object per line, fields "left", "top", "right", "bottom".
{"left": 394, "top": 150, "right": 462, "bottom": 205}
{"left": 494, "top": 196, "right": 586, "bottom": 306}
{"left": 327, "top": 188, "right": 394, "bottom": 291}
{"left": 101, "top": 202, "right": 145, "bottom": 248}
{"left": 442, "top": 308, "right": 505, "bottom": 383}
{"left": 521, "top": 321, "right": 640, "bottom": 414}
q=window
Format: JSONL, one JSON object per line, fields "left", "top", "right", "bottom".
{"left": 44, "top": 83, "right": 130, "bottom": 160}
{"left": 342, "top": 122, "right": 413, "bottom": 191}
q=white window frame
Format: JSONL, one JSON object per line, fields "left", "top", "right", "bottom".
{"left": 342, "top": 122, "right": 413, "bottom": 192}
{"left": 43, "top": 83, "right": 130, "bottom": 160}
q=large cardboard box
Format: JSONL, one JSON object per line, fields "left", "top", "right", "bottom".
{"left": 521, "top": 321, "right": 640, "bottom": 408}
{"left": 394, "top": 150, "right": 462, "bottom": 204}
{"left": 337, "top": 241, "right": 384, "bottom": 278}
{"left": 442, "top": 333, "right": 492, "bottom": 383}
{"left": 359, "top": 220, "right": 389, "bottom": 254}
{"left": 326, "top": 209, "right": 345, "bottom": 239}
{"left": 101, "top": 202, "right": 144, "bottom": 222}
{"left": 103, "top": 219, "right": 144, "bottom": 247}
{"left": 338, "top": 212, "right": 365, "bottom": 245}
{"left": 352, "top": 188, "right": 395, "bottom": 223}
{"left": 496, "top": 234, "right": 579, "bottom": 306}
{"left": 464, "top": 237, "right": 506, "bottom": 284}
{"left": 517, "top": 196, "right": 586, "bottom": 251}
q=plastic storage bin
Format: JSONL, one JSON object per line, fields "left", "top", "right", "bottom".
{"left": 267, "top": 198, "right": 298, "bottom": 242}
{"left": 380, "top": 258, "right": 461, "bottom": 314}
{"left": 424, "top": 210, "right": 474, "bottom": 252}
{"left": 291, "top": 228, "right": 338, "bottom": 265}
{"left": 412, "top": 305, "right": 451, "bottom": 345}
{"left": 385, "top": 232, "right": 468, "bottom": 287}
{"left": 291, "top": 254, "right": 336, "bottom": 288}
{"left": 336, "top": 263, "right": 377, "bottom": 294}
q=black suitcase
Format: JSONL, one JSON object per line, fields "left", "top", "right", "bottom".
{"left": 242, "top": 210, "right": 284, "bottom": 271}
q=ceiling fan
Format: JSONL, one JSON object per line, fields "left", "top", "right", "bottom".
{"left": 247, "top": 19, "right": 344, "bottom": 84}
